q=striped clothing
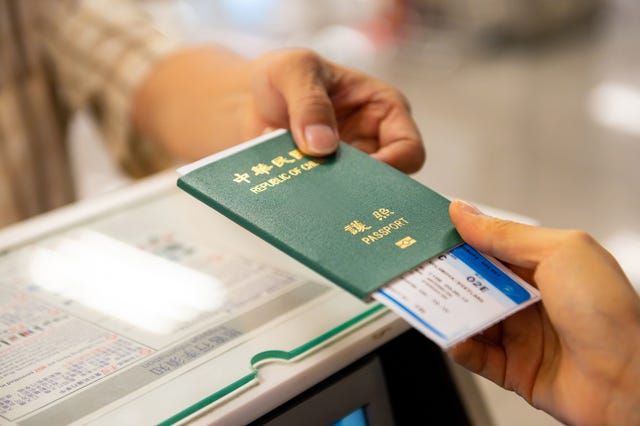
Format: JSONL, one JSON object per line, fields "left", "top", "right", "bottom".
{"left": 0, "top": 0, "right": 178, "bottom": 227}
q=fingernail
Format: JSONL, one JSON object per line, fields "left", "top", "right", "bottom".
{"left": 454, "top": 199, "right": 481, "bottom": 215}
{"left": 304, "top": 124, "right": 338, "bottom": 155}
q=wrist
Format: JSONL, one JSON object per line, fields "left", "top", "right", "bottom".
{"left": 133, "top": 45, "right": 251, "bottom": 159}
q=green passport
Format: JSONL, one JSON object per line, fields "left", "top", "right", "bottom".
{"left": 177, "top": 129, "right": 462, "bottom": 301}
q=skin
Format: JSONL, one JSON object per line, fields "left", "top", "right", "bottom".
{"left": 133, "top": 45, "right": 424, "bottom": 173}
{"left": 448, "top": 200, "right": 640, "bottom": 426}
{"left": 132, "top": 43, "right": 640, "bottom": 424}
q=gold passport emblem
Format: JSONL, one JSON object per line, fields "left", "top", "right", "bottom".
{"left": 395, "top": 236, "right": 416, "bottom": 249}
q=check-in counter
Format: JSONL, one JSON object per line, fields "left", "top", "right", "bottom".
{"left": 0, "top": 171, "right": 496, "bottom": 426}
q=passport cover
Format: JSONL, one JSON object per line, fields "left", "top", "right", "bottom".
{"left": 177, "top": 130, "right": 462, "bottom": 301}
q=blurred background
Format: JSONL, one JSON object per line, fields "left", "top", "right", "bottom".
{"left": 69, "top": 2, "right": 639, "bottom": 424}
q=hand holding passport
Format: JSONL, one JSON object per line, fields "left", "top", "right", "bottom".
{"left": 177, "top": 129, "right": 539, "bottom": 348}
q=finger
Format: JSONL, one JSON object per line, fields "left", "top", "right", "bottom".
{"left": 370, "top": 97, "right": 424, "bottom": 173}
{"left": 479, "top": 322, "right": 503, "bottom": 344}
{"left": 507, "top": 264, "right": 536, "bottom": 284}
{"left": 370, "top": 132, "right": 425, "bottom": 173}
{"left": 319, "top": 69, "right": 424, "bottom": 172}
{"left": 448, "top": 337, "right": 507, "bottom": 386}
{"left": 263, "top": 50, "right": 340, "bottom": 156}
{"left": 449, "top": 199, "right": 569, "bottom": 269}
{"left": 337, "top": 87, "right": 424, "bottom": 173}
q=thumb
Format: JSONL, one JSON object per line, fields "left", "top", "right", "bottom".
{"left": 265, "top": 50, "right": 339, "bottom": 156}
{"left": 449, "top": 199, "right": 566, "bottom": 269}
